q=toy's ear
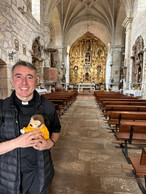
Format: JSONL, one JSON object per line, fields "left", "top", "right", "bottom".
{"left": 37, "top": 115, "right": 44, "bottom": 122}
{"left": 30, "top": 117, "right": 34, "bottom": 122}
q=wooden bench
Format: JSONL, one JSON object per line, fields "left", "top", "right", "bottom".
{"left": 114, "top": 121, "right": 146, "bottom": 163}
{"left": 44, "top": 91, "right": 76, "bottom": 107}
{"left": 103, "top": 105, "right": 146, "bottom": 120}
{"left": 43, "top": 90, "right": 78, "bottom": 116}
{"left": 101, "top": 101, "right": 146, "bottom": 109}
{"left": 129, "top": 148, "right": 146, "bottom": 194}
{"left": 103, "top": 105, "right": 146, "bottom": 113}
{"left": 108, "top": 111, "right": 146, "bottom": 130}
{"left": 94, "top": 91, "right": 133, "bottom": 103}
{"left": 44, "top": 96, "right": 69, "bottom": 111}
{"left": 99, "top": 98, "right": 143, "bottom": 103}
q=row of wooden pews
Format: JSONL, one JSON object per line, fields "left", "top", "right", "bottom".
{"left": 94, "top": 91, "right": 146, "bottom": 193}
{"left": 43, "top": 90, "right": 78, "bottom": 116}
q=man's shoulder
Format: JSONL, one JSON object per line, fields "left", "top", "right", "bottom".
{"left": 41, "top": 96, "right": 55, "bottom": 110}
{"left": 2, "top": 96, "right": 12, "bottom": 110}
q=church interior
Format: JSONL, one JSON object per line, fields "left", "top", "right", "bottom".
{"left": 0, "top": 0, "right": 146, "bottom": 193}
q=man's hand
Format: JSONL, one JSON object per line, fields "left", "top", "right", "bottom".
{"left": 33, "top": 137, "right": 55, "bottom": 151}
{"left": 15, "top": 129, "right": 43, "bottom": 148}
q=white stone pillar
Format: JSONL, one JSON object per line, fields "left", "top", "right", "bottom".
{"left": 111, "top": 46, "right": 123, "bottom": 91}
{"left": 142, "top": 47, "right": 146, "bottom": 98}
{"left": 65, "top": 52, "right": 69, "bottom": 90}
{"left": 106, "top": 52, "right": 112, "bottom": 90}
{"left": 122, "top": 17, "right": 133, "bottom": 90}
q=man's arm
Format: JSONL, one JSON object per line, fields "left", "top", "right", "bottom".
{"left": 51, "top": 132, "right": 60, "bottom": 143}
{"left": 0, "top": 138, "right": 19, "bottom": 155}
{"left": 0, "top": 130, "right": 42, "bottom": 155}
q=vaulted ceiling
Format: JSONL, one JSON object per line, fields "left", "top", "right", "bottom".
{"left": 44, "top": 0, "right": 134, "bottom": 49}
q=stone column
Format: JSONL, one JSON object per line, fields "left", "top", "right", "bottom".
{"left": 111, "top": 46, "right": 123, "bottom": 91}
{"left": 122, "top": 17, "right": 133, "bottom": 90}
{"left": 142, "top": 47, "right": 146, "bottom": 97}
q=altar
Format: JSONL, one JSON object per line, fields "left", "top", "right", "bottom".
{"left": 78, "top": 83, "right": 95, "bottom": 94}
{"left": 35, "top": 88, "right": 48, "bottom": 95}
{"left": 124, "top": 90, "right": 142, "bottom": 97}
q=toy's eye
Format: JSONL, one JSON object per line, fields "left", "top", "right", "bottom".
{"left": 30, "top": 124, "right": 33, "bottom": 127}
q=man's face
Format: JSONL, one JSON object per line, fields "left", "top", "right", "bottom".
{"left": 12, "top": 65, "right": 38, "bottom": 101}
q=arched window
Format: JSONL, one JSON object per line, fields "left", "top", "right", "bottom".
{"left": 32, "top": 0, "right": 40, "bottom": 23}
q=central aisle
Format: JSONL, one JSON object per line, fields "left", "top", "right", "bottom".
{"left": 48, "top": 95, "right": 142, "bottom": 194}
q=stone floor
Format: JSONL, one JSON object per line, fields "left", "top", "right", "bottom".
{"left": 47, "top": 95, "right": 144, "bottom": 194}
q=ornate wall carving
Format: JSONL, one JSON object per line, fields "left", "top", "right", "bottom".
{"left": 69, "top": 32, "right": 107, "bottom": 85}
{"left": 31, "top": 36, "right": 43, "bottom": 81}
{"left": 131, "top": 36, "right": 144, "bottom": 87}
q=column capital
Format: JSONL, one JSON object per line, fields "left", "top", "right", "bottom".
{"left": 122, "top": 17, "right": 133, "bottom": 28}
{"left": 44, "top": 21, "right": 54, "bottom": 30}
{"left": 111, "top": 45, "right": 124, "bottom": 52}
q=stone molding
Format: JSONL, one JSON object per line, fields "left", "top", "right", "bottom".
{"left": 122, "top": 17, "right": 133, "bottom": 28}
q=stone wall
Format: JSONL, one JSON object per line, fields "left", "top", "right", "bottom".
{"left": 0, "top": 0, "right": 49, "bottom": 98}
{"left": 131, "top": 0, "right": 146, "bottom": 97}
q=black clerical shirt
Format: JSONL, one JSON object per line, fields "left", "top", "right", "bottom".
{"left": 14, "top": 93, "right": 38, "bottom": 172}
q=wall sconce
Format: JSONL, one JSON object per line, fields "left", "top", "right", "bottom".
{"left": 22, "top": 44, "right": 26, "bottom": 55}
{"left": 8, "top": 51, "right": 16, "bottom": 60}
{"left": 14, "top": 38, "right": 19, "bottom": 51}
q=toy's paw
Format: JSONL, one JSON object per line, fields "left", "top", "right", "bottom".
{"left": 20, "top": 129, "right": 25, "bottom": 134}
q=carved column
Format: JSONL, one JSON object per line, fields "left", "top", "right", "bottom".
{"left": 122, "top": 17, "right": 133, "bottom": 90}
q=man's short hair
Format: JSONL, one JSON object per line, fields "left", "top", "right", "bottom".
{"left": 12, "top": 61, "right": 37, "bottom": 75}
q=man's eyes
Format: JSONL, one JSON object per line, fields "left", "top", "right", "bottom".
{"left": 15, "top": 75, "right": 21, "bottom": 79}
{"left": 27, "top": 76, "right": 33, "bottom": 79}
{"left": 15, "top": 75, "right": 33, "bottom": 79}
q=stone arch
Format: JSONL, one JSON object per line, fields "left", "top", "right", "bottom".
{"left": 0, "top": 59, "right": 8, "bottom": 99}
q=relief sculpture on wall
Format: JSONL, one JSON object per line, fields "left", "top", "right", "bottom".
{"left": 69, "top": 32, "right": 107, "bottom": 85}
{"left": 131, "top": 36, "right": 144, "bottom": 89}
{"left": 31, "top": 36, "right": 43, "bottom": 82}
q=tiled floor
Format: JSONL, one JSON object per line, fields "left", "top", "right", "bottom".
{"left": 48, "top": 95, "right": 144, "bottom": 194}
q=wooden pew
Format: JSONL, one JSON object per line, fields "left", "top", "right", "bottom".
{"left": 108, "top": 111, "right": 146, "bottom": 130}
{"left": 43, "top": 90, "right": 78, "bottom": 116}
{"left": 129, "top": 148, "right": 146, "bottom": 194}
{"left": 94, "top": 91, "right": 132, "bottom": 103}
{"left": 101, "top": 101, "right": 146, "bottom": 109}
{"left": 44, "top": 91, "right": 76, "bottom": 107}
{"left": 99, "top": 98, "right": 144, "bottom": 104}
{"left": 114, "top": 121, "right": 146, "bottom": 163}
{"left": 44, "top": 95, "right": 69, "bottom": 111}
{"left": 103, "top": 105, "right": 146, "bottom": 113}
{"left": 103, "top": 105, "right": 146, "bottom": 120}
{"left": 99, "top": 99, "right": 142, "bottom": 108}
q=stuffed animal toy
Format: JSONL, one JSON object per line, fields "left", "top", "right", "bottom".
{"left": 20, "top": 114, "right": 49, "bottom": 140}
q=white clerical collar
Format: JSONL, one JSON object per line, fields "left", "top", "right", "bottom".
{"left": 22, "top": 101, "right": 29, "bottom": 105}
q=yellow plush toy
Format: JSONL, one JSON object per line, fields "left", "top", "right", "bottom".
{"left": 20, "top": 114, "right": 49, "bottom": 140}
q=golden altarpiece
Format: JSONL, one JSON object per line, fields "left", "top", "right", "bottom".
{"left": 69, "top": 32, "right": 107, "bottom": 87}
